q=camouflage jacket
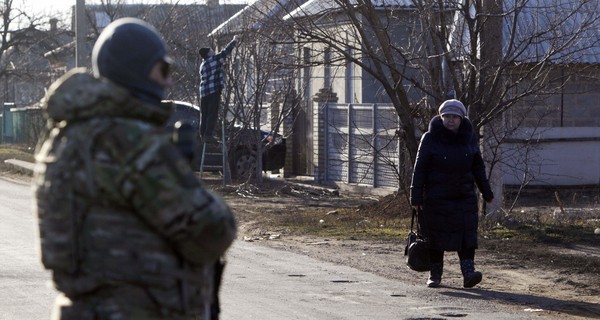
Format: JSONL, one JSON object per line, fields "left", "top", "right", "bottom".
{"left": 33, "top": 69, "right": 236, "bottom": 314}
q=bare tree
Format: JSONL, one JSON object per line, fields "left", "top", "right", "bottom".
{"left": 0, "top": 0, "right": 67, "bottom": 108}
{"left": 215, "top": 31, "right": 300, "bottom": 182}
{"left": 279, "top": 0, "right": 597, "bottom": 148}
{"left": 207, "top": 0, "right": 308, "bottom": 181}
{"left": 241, "top": 0, "right": 600, "bottom": 205}
{"left": 80, "top": 0, "right": 245, "bottom": 103}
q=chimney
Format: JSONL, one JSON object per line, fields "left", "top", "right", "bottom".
{"left": 206, "top": 0, "right": 219, "bottom": 6}
{"left": 50, "top": 18, "right": 58, "bottom": 32}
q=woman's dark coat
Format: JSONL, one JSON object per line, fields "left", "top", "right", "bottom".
{"left": 410, "top": 115, "right": 493, "bottom": 251}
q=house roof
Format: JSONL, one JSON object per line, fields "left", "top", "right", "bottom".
{"left": 283, "top": 0, "right": 417, "bottom": 20}
{"left": 11, "top": 26, "right": 73, "bottom": 69}
{"left": 451, "top": 0, "right": 600, "bottom": 64}
{"left": 208, "top": 0, "right": 308, "bottom": 37}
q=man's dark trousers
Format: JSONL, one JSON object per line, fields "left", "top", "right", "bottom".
{"left": 200, "top": 90, "right": 221, "bottom": 138}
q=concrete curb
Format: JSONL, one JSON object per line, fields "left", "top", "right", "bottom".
{"left": 4, "top": 159, "right": 34, "bottom": 175}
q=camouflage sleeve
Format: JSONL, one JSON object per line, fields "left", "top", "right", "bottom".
{"left": 95, "top": 125, "right": 236, "bottom": 266}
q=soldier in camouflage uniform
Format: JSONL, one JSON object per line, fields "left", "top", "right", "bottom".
{"left": 32, "top": 18, "right": 236, "bottom": 319}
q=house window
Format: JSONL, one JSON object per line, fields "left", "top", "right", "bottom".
{"left": 95, "top": 12, "right": 110, "bottom": 29}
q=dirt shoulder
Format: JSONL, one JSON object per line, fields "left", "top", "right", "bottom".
{"left": 206, "top": 177, "right": 600, "bottom": 320}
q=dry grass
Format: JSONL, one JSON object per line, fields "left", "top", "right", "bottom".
{"left": 0, "top": 144, "right": 35, "bottom": 173}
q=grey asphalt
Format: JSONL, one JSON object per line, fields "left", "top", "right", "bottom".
{"left": 221, "top": 241, "right": 542, "bottom": 320}
{"left": 0, "top": 171, "right": 545, "bottom": 319}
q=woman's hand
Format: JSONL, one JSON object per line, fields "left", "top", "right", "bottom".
{"left": 483, "top": 192, "right": 494, "bottom": 203}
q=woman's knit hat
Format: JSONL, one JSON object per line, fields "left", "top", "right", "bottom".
{"left": 438, "top": 99, "right": 467, "bottom": 118}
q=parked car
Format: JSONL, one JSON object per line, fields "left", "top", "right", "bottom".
{"left": 228, "top": 126, "right": 286, "bottom": 179}
{"left": 163, "top": 100, "right": 286, "bottom": 179}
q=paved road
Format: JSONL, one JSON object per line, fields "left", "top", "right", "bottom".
{"left": 0, "top": 176, "right": 542, "bottom": 319}
{"left": 0, "top": 177, "right": 56, "bottom": 319}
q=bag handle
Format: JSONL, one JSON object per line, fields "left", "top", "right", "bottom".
{"left": 414, "top": 207, "right": 429, "bottom": 240}
{"left": 410, "top": 208, "right": 417, "bottom": 232}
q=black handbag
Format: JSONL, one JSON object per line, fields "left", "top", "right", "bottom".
{"left": 404, "top": 208, "right": 431, "bottom": 272}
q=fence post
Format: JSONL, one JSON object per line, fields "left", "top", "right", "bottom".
{"left": 347, "top": 103, "right": 353, "bottom": 184}
{"left": 372, "top": 103, "right": 378, "bottom": 188}
{"left": 281, "top": 90, "right": 297, "bottom": 178}
{"left": 313, "top": 87, "right": 338, "bottom": 183}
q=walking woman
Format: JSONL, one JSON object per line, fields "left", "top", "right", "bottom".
{"left": 410, "top": 99, "right": 494, "bottom": 288}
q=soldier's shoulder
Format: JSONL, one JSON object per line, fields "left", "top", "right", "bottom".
{"left": 43, "top": 69, "right": 129, "bottom": 122}
{"left": 46, "top": 68, "right": 106, "bottom": 98}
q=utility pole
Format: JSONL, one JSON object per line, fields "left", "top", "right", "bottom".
{"left": 75, "top": 0, "right": 87, "bottom": 68}
{"left": 479, "top": 0, "right": 504, "bottom": 219}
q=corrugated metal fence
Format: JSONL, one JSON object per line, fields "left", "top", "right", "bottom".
{"left": 322, "top": 103, "right": 401, "bottom": 189}
{"left": 1, "top": 104, "right": 44, "bottom": 146}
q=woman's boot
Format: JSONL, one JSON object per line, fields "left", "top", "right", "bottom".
{"left": 426, "top": 262, "right": 443, "bottom": 287}
{"left": 460, "top": 259, "right": 482, "bottom": 288}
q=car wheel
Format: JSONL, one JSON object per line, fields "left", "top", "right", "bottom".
{"left": 231, "top": 148, "right": 257, "bottom": 180}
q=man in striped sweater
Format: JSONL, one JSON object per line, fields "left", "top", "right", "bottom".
{"left": 198, "top": 35, "right": 238, "bottom": 143}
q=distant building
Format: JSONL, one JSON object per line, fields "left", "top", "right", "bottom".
{"left": 45, "top": 2, "right": 246, "bottom": 102}
{"left": 1, "top": 2, "right": 248, "bottom": 146}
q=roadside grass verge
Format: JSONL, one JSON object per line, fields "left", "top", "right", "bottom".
{"left": 260, "top": 191, "right": 600, "bottom": 250}
{"left": 271, "top": 206, "right": 598, "bottom": 242}
{"left": 483, "top": 223, "right": 599, "bottom": 244}
{"left": 0, "top": 143, "right": 597, "bottom": 251}
{"left": 271, "top": 206, "right": 412, "bottom": 241}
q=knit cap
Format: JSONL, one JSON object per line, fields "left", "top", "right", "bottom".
{"left": 438, "top": 99, "right": 467, "bottom": 118}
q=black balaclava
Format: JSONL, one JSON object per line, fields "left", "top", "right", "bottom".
{"left": 92, "top": 18, "right": 170, "bottom": 105}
